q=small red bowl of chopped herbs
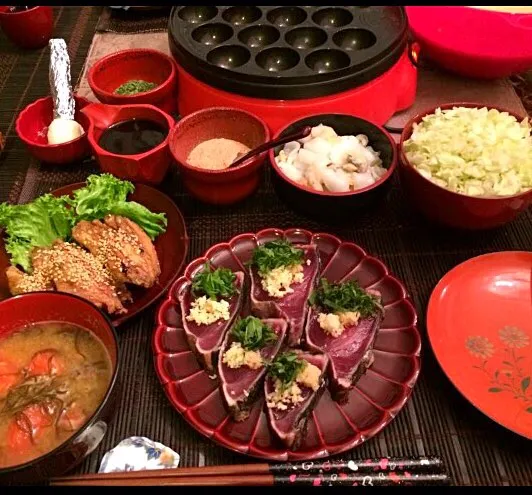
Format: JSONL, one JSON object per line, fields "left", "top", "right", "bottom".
{"left": 88, "top": 48, "right": 177, "bottom": 114}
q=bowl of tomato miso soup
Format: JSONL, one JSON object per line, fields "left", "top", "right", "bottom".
{"left": 0, "top": 292, "right": 120, "bottom": 484}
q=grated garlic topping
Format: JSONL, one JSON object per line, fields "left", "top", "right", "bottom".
{"left": 186, "top": 296, "right": 230, "bottom": 325}
{"left": 266, "top": 361, "right": 322, "bottom": 410}
{"left": 266, "top": 380, "right": 304, "bottom": 411}
{"left": 260, "top": 264, "right": 304, "bottom": 298}
{"left": 222, "top": 342, "right": 263, "bottom": 370}
{"left": 318, "top": 310, "right": 360, "bottom": 338}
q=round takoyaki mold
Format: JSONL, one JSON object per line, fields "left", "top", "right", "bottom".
{"left": 168, "top": 6, "right": 409, "bottom": 99}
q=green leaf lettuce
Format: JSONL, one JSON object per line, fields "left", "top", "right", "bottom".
{"left": 69, "top": 173, "right": 167, "bottom": 240}
{"left": 0, "top": 173, "right": 168, "bottom": 273}
{"left": 0, "top": 194, "right": 75, "bottom": 272}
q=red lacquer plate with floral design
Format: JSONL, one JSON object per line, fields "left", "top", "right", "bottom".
{"left": 428, "top": 251, "right": 532, "bottom": 439}
{"left": 0, "top": 183, "right": 189, "bottom": 327}
{"left": 153, "top": 228, "right": 421, "bottom": 460}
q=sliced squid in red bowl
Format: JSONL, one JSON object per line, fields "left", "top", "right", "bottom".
{"left": 152, "top": 228, "right": 421, "bottom": 461}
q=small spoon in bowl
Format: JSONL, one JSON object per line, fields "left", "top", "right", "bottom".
{"left": 229, "top": 125, "right": 312, "bottom": 169}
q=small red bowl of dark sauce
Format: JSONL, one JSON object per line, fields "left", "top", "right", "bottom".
{"left": 81, "top": 103, "right": 174, "bottom": 185}
{"left": 98, "top": 119, "right": 169, "bottom": 156}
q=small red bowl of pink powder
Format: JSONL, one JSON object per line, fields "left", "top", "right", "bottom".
{"left": 169, "top": 107, "right": 270, "bottom": 205}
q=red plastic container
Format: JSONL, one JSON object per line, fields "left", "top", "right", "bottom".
{"left": 15, "top": 95, "right": 91, "bottom": 165}
{"left": 88, "top": 49, "right": 178, "bottom": 115}
{"left": 0, "top": 6, "right": 53, "bottom": 49}
{"left": 169, "top": 107, "right": 270, "bottom": 205}
{"left": 81, "top": 103, "right": 175, "bottom": 185}
{"left": 398, "top": 102, "right": 532, "bottom": 230}
{"left": 406, "top": 6, "right": 532, "bottom": 79}
{"left": 176, "top": 48, "right": 416, "bottom": 135}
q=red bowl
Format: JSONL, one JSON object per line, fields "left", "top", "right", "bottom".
{"left": 81, "top": 103, "right": 175, "bottom": 185}
{"left": 0, "top": 292, "right": 120, "bottom": 484}
{"left": 0, "top": 6, "right": 53, "bottom": 49}
{"left": 88, "top": 49, "right": 178, "bottom": 115}
{"left": 268, "top": 114, "right": 397, "bottom": 223}
{"left": 407, "top": 6, "right": 532, "bottom": 79}
{"left": 169, "top": 107, "right": 270, "bottom": 205}
{"left": 398, "top": 102, "right": 532, "bottom": 230}
{"left": 15, "top": 95, "right": 91, "bottom": 165}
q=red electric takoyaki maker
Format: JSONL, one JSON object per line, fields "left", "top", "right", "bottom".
{"left": 168, "top": 6, "right": 418, "bottom": 134}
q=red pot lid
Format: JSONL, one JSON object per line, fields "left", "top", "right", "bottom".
{"left": 406, "top": 6, "right": 532, "bottom": 61}
{"left": 428, "top": 251, "right": 532, "bottom": 439}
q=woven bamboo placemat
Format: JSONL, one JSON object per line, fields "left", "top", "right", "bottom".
{"left": 0, "top": 7, "right": 531, "bottom": 486}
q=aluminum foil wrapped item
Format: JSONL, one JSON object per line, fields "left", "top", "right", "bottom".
{"left": 98, "top": 437, "right": 180, "bottom": 473}
{"left": 49, "top": 38, "right": 75, "bottom": 120}
{"left": 47, "top": 38, "right": 86, "bottom": 145}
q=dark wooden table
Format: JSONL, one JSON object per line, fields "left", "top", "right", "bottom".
{"left": 0, "top": 6, "right": 531, "bottom": 486}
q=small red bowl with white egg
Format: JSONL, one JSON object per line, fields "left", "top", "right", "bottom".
{"left": 15, "top": 95, "right": 91, "bottom": 165}
{"left": 268, "top": 114, "right": 397, "bottom": 222}
{"left": 169, "top": 107, "right": 270, "bottom": 205}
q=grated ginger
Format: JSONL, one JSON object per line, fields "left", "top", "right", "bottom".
{"left": 318, "top": 310, "right": 360, "bottom": 338}
{"left": 260, "top": 264, "right": 304, "bottom": 298}
{"left": 297, "top": 362, "right": 321, "bottom": 391}
{"left": 222, "top": 342, "right": 263, "bottom": 370}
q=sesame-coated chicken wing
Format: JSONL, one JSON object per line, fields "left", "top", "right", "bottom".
{"left": 6, "top": 241, "right": 127, "bottom": 314}
{"left": 6, "top": 265, "right": 51, "bottom": 295}
{"left": 72, "top": 215, "right": 160, "bottom": 289}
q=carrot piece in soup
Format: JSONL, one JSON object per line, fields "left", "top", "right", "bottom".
{"left": 7, "top": 402, "right": 56, "bottom": 452}
{"left": 27, "top": 349, "right": 66, "bottom": 376}
{"left": 57, "top": 403, "right": 87, "bottom": 432}
{"left": 24, "top": 403, "right": 55, "bottom": 430}
{"left": 0, "top": 357, "right": 20, "bottom": 398}
{"left": 0, "top": 374, "right": 20, "bottom": 398}
{"left": 7, "top": 416, "right": 34, "bottom": 453}
{"left": 0, "top": 358, "right": 19, "bottom": 376}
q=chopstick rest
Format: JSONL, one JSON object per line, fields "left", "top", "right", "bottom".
{"left": 98, "top": 437, "right": 180, "bottom": 473}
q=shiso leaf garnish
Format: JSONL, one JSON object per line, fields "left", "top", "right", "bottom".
{"left": 191, "top": 262, "right": 236, "bottom": 301}
{"left": 251, "top": 239, "right": 304, "bottom": 274}
{"left": 231, "top": 316, "right": 278, "bottom": 351}
{"left": 309, "top": 278, "right": 382, "bottom": 317}
{"left": 267, "top": 351, "right": 306, "bottom": 389}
